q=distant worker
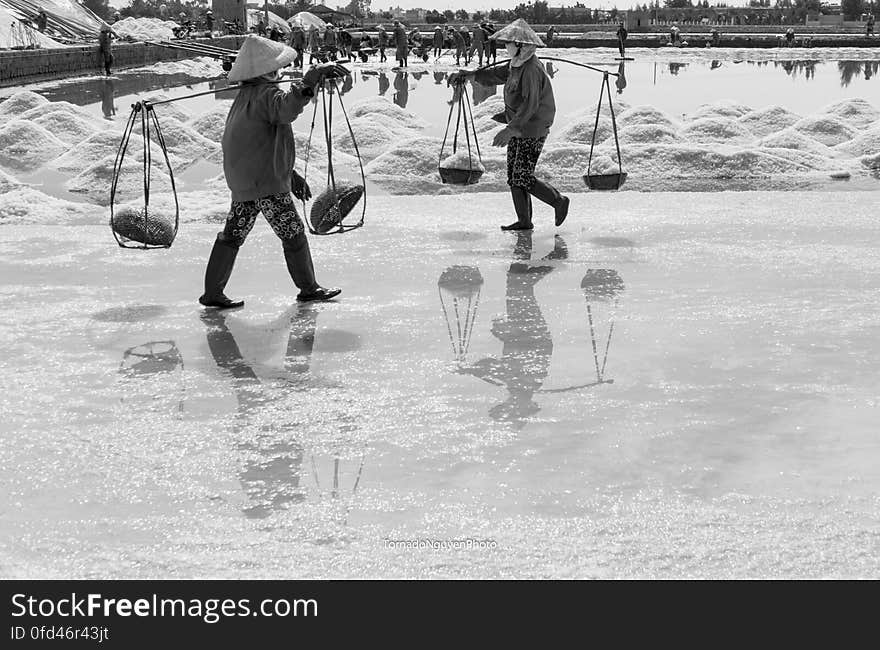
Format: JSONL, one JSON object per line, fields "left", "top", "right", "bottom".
{"left": 392, "top": 19, "right": 408, "bottom": 68}
{"left": 545, "top": 24, "right": 557, "bottom": 46}
{"left": 159, "top": 4, "right": 168, "bottom": 19}
{"left": 205, "top": 9, "right": 213, "bottom": 34}
{"left": 98, "top": 24, "right": 114, "bottom": 76}
{"left": 866, "top": 14, "right": 875, "bottom": 37}
{"left": 471, "top": 22, "right": 486, "bottom": 66}
{"left": 670, "top": 24, "right": 681, "bottom": 46}
{"left": 36, "top": 9, "right": 47, "bottom": 33}
{"left": 113, "top": 11, "right": 121, "bottom": 23}
{"left": 338, "top": 28, "right": 353, "bottom": 59}
{"left": 377, "top": 23, "right": 387, "bottom": 62}
{"left": 432, "top": 25, "right": 443, "bottom": 58}
{"left": 484, "top": 22, "right": 497, "bottom": 63}
{"left": 256, "top": 18, "right": 267, "bottom": 37}
{"left": 307, "top": 25, "right": 320, "bottom": 63}
{"left": 710, "top": 26, "right": 720, "bottom": 47}
{"left": 289, "top": 24, "right": 305, "bottom": 67}
{"left": 616, "top": 21, "right": 627, "bottom": 58}
{"left": 785, "top": 27, "right": 795, "bottom": 47}
{"left": 451, "top": 26, "right": 466, "bottom": 66}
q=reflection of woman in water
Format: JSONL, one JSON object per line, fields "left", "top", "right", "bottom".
{"left": 378, "top": 71, "right": 389, "bottom": 96}
{"left": 393, "top": 70, "right": 408, "bottom": 109}
{"left": 201, "top": 305, "right": 319, "bottom": 518}
{"left": 458, "top": 232, "right": 567, "bottom": 429}
{"left": 100, "top": 77, "right": 116, "bottom": 120}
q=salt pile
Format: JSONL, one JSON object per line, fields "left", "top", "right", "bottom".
{"left": 187, "top": 106, "right": 230, "bottom": 143}
{"left": 583, "top": 155, "right": 620, "bottom": 176}
{"left": 536, "top": 144, "right": 594, "bottom": 180}
{"left": 471, "top": 95, "right": 505, "bottom": 119}
{"left": 128, "top": 57, "right": 220, "bottom": 77}
{"left": 758, "top": 128, "right": 834, "bottom": 156}
{"left": 142, "top": 95, "right": 193, "bottom": 125}
{"left": 554, "top": 115, "right": 614, "bottom": 146}
{"left": 133, "top": 117, "right": 219, "bottom": 162}
{"left": 32, "top": 109, "right": 101, "bottom": 146}
{"left": 439, "top": 150, "right": 485, "bottom": 171}
{"left": 365, "top": 136, "right": 444, "bottom": 179}
{"left": 618, "top": 105, "right": 677, "bottom": 130}
{"left": 613, "top": 123, "right": 678, "bottom": 146}
{"left": 688, "top": 100, "right": 753, "bottom": 121}
{"left": 820, "top": 98, "right": 880, "bottom": 129}
{"left": 0, "top": 120, "right": 68, "bottom": 171}
{"left": 0, "top": 187, "right": 102, "bottom": 225}
{"left": 0, "top": 168, "right": 21, "bottom": 194}
{"left": 66, "top": 155, "right": 173, "bottom": 206}
{"left": 51, "top": 131, "right": 182, "bottom": 174}
{"left": 833, "top": 125, "right": 880, "bottom": 157}
{"left": 738, "top": 105, "right": 802, "bottom": 138}
{"left": 792, "top": 115, "right": 856, "bottom": 147}
{"left": 112, "top": 17, "right": 178, "bottom": 42}
{"left": 682, "top": 117, "right": 754, "bottom": 146}
{"left": 346, "top": 97, "right": 429, "bottom": 131}
{"left": 333, "top": 117, "right": 416, "bottom": 161}
{"left": 0, "top": 91, "right": 49, "bottom": 122}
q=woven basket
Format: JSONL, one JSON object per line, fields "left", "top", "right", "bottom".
{"left": 309, "top": 184, "right": 364, "bottom": 234}
{"left": 111, "top": 206, "right": 176, "bottom": 246}
{"left": 583, "top": 172, "right": 627, "bottom": 191}
{"left": 439, "top": 167, "right": 484, "bottom": 185}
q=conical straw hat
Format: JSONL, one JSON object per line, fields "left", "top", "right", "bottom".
{"left": 228, "top": 34, "right": 297, "bottom": 82}
{"left": 489, "top": 18, "right": 545, "bottom": 46}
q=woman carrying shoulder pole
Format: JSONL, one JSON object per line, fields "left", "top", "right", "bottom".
{"left": 198, "top": 35, "right": 347, "bottom": 310}
{"left": 449, "top": 18, "right": 569, "bottom": 232}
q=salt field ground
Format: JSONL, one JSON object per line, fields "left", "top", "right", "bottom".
{"left": 1, "top": 192, "right": 879, "bottom": 579}
{"left": 1, "top": 48, "right": 879, "bottom": 578}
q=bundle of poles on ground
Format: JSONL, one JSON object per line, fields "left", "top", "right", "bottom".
{"left": 0, "top": 0, "right": 105, "bottom": 42}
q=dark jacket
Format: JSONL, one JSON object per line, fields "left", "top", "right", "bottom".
{"left": 222, "top": 79, "right": 313, "bottom": 202}
{"left": 432, "top": 29, "right": 443, "bottom": 47}
{"left": 474, "top": 56, "right": 556, "bottom": 139}
{"left": 377, "top": 28, "right": 387, "bottom": 46}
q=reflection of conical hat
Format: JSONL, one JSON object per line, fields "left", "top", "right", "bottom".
{"left": 490, "top": 18, "right": 545, "bottom": 46}
{"left": 438, "top": 265, "right": 484, "bottom": 297}
{"left": 228, "top": 35, "right": 297, "bottom": 82}
{"left": 580, "top": 269, "right": 624, "bottom": 301}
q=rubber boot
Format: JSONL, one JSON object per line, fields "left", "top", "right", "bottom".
{"left": 529, "top": 179, "right": 570, "bottom": 227}
{"left": 501, "top": 186, "right": 534, "bottom": 231}
{"left": 199, "top": 234, "right": 244, "bottom": 309}
{"left": 283, "top": 234, "right": 342, "bottom": 302}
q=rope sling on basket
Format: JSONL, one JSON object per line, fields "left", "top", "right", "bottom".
{"left": 301, "top": 77, "right": 367, "bottom": 235}
{"left": 585, "top": 71, "right": 626, "bottom": 191}
{"left": 438, "top": 80, "right": 483, "bottom": 185}
{"left": 109, "top": 101, "right": 180, "bottom": 249}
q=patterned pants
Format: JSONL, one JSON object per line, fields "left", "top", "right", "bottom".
{"left": 222, "top": 192, "right": 305, "bottom": 247}
{"left": 507, "top": 136, "right": 547, "bottom": 189}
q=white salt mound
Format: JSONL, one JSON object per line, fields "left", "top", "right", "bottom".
{"left": 619, "top": 105, "right": 678, "bottom": 130}
{"left": 52, "top": 130, "right": 183, "bottom": 174}
{"left": 792, "top": 115, "right": 856, "bottom": 147}
{"left": 583, "top": 155, "right": 620, "bottom": 176}
{"left": 139, "top": 117, "right": 219, "bottom": 161}
{"left": 333, "top": 116, "right": 414, "bottom": 160}
{"left": 554, "top": 115, "right": 614, "bottom": 146}
{"left": 365, "top": 136, "right": 444, "bottom": 178}
{"left": 20, "top": 101, "right": 98, "bottom": 124}
{"left": 470, "top": 95, "right": 505, "bottom": 120}
{"left": 688, "top": 100, "right": 753, "bottom": 121}
{"left": 142, "top": 95, "right": 192, "bottom": 124}
{"left": 613, "top": 123, "right": 679, "bottom": 146}
{"left": 758, "top": 128, "right": 833, "bottom": 156}
{"left": 187, "top": 107, "right": 229, "bottom": 143}
{"left": 346, "top": 97, "right": 429, "bottom": 130}
{"left": 0, "top": 120, "right": 68, "bottom": 171}
{"left": 833, "top": 124, "right": 880, "bottom": 157}
{"left": 439, "top": 150, "right": 486, "bottom": 171}
{"left": 112, "top": 17, "right": 178, "bottom": 42}
{"left": 0, "top": 168, "right": 22, "bottom": 194}
{"left": 33, "top": 110, "right": 101, "bottom": 145}
{"left": 67, "top": 154, "right": 173, "bottom": 206}
{"left": 738, "top": 105, "right": 802, "bottom": 138}
{"left": 681, "top": 117, "right": 753, "bottom": 145}
{"left": 0, "top": 187, "right": 102, "bottom": 225}
{"left": 820, "top": 98, "right": 880, "bottom": 129}
{"left": 0, "top": 91, "right": 49, "bottom": 122}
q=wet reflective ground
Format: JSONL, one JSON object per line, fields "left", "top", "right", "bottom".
{"left": 1, "top": 191, "right": 878, "bottom": 578}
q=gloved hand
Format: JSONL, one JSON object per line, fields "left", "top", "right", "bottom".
{"left": 447, "top": 69, "right": 473, "bottom": 87}
{"left": 302, "top": 62, "right": 351, "bottom": 88}
{"left": 291, "top": 169, "right": 311, "bottom": 201}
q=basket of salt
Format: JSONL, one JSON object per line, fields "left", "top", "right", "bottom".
{"left": 111, "top": 205, "right": 176, "bottom": 246}
{"left": 439, "top": 150, "right": 485, "bottom": 185}
{"left": 309, "top": 184, "right": 365, "bottom": 234}
{"left": 438, "top": 80, "right": 483, "bottom": 186}
{"left": 583, "top": 71, "right": 627, "bottom": 192}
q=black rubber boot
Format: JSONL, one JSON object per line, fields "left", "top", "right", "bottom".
{"left": 501, "top": 186, "right": 534, "bottom": 231}
{"left": 283, "top": 234, "right": 342, "bottom": 302}
{"left": 529, "top": 179, "right": 570, "bottom": 227}
{"left": 199, "top": 235, "right": 244, "bottom": 309}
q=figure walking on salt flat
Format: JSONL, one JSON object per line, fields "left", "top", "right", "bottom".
{"left": 198, "top": 35, "right": 347, "bottom": 310}
{"left": 449, "top": 19, "right": 570, "bottom": 232}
